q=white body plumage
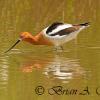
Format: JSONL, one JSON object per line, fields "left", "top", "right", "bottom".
{"left": 42, "top": 22, "right": 88, "bottom": 46}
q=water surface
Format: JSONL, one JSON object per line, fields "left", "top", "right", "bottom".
{"left": 0, "top": 0, "right": 100, "bottom": 100}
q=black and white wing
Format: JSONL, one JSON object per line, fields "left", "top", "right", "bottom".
{"left": 45, "top": 22, "right": 78, "bottom": 37}
{"left": 43, "top": 22, "right": 89, "bottom": 37}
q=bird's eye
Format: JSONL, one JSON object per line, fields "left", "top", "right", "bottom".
{"left": 20, "top": 35, "right": 24, "bottom": 39}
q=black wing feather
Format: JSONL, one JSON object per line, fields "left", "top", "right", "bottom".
{"left": 46, "top": 22, "right": 63, "bottom": 33}
{"left": 49, "top": 27, "right": 78, "bottom": 36}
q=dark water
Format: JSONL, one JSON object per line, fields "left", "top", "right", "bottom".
{"left": 0, "top": 0, "right": 100, "bottom": 100}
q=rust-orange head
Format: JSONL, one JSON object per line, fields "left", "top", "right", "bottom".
{"left": 4, "top": 32, "right": 33, "bottom": 53}
{"left": 19, "top": 32, "right": 33, "bottom": 41}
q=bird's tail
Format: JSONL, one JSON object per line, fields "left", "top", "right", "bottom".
{"left": 79, "top": 22, "right": 90, "bottom": 26}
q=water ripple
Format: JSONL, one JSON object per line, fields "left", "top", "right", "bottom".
{"left": 43, "top": 55, "right": 85, "bottom": 83}
{"left": 0, "top": 55, "right": 9, "bottom": 89}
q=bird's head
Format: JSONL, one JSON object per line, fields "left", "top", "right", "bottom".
{"left": 20, "top": 32, "right": 33, "bottom": 41}
{"left": 4, "top": 32, "right": 33, "bottom": 53}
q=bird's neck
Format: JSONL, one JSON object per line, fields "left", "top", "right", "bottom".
{"left": 25, "top": 36, "right": 38, "bottom": 45}
{"left": 24, "top": 33, "right": 53, "bottom": 45}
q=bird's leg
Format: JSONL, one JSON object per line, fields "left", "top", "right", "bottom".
{"left": 54, "top": 46, "right": 63, "bottom": 52}
{"left": 53, "top": 47, "right": 57, "bottom": 51}
{"left": 60, "top": 46, "right": 64, "bottom": 51}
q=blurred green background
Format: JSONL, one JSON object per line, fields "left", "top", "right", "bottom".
{"left": 0, "top": 0, "right": 100, "bottom": 100}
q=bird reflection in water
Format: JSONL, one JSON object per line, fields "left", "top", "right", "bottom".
{"left": 20, "top": 54, "right": 85, "bottom": 83}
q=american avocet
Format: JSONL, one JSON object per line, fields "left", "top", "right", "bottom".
{"left": 5, "top": 22, "right": 89, "bottom": 53}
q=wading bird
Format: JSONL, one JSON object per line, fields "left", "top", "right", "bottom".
{"left": 5, "top": 22, "right": 89, "bottom": 53}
